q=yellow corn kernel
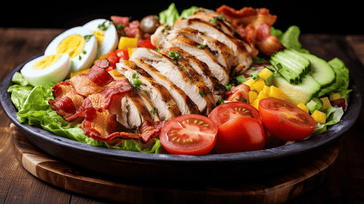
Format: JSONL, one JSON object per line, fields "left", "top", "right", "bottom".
{"left": 70, "top": 68, "right": 90, "bottom": 78}
{"left": 108, "top": 70, "right": 125, "bottom": 80}
{"left": 311, "top": 110, "right": 327, "bottom": 124}
{"left": 251, "top": 79, "right": 265, "bottom": 92}
{"left": 258, "top": 68, "right": 273, "bottom": 80}
{"left": 243, "top": 78, "right": 256, "bottom": 89}
{"left": 248, "top": 91, "right": 258, "bottom": 104}
{"left": 329, "top": 92, "right": 341, "bottom": 101}
{"left": 269, "top": 86, "right": 289, "bottom": 101}
{"left": 320, "top": 97, "right": 332, "bottom": 110}
{"left": 118, "top": 37, "right": 138, "bottom": 49}
{"left": 297, "top": 102, "right": 309, "bottom": 113}
{"left": 262, "top": 85, "right": 271, "bottom": 95}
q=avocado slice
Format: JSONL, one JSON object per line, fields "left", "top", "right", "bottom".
{"left": 273, "top": 75, "right": 321, "bottom": 105}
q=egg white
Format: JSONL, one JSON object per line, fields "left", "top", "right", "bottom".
{"left": 83, "top": 19, "right": 118, "bottom": 57}
{"left": 20, "top": 53, "right": 71, "bottom": 87}
{"left": 44, "top": 26, "right": 97, "bottom": 72}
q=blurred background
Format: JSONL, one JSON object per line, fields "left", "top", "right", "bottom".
{"left": 2, "top": 1, "right": 361, "bottom": 34}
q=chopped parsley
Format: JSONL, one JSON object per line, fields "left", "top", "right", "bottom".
{"left": 199, "top": 91, "right": 204, "bottom": 97}
{"left": 150, "top": 108, "right": 158, "bottom": 114}
{"left": 98, "top": 20, "right": 113, "bottom": 31}
{"left": 170, "top": 51, "right": 180, "bottom": 60}
{"left": 84, "top": 34, "right": 94, "bottom": 42}
{"left": 197, "top": 45, "right": 206, "bottom": 49}
{"left": 131, "top": 73, "right": 143, "bottom": 88}
{"left": 209, "top": 17, "right": 217, "bottom": 25}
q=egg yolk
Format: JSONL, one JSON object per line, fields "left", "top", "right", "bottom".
{"left": 32, "top": 54, "right": 62, "bottom": 70}
{"left": 93, "top": 30, "right": 104, "bottom": 47}
{"left": 56, "top": 34, "right": 85, "bottom": 59}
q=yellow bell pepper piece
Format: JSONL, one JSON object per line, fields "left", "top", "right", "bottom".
{"left": 269, "top": 86, "right": 289, "bottom": 101}
{"left": 251, "top": 99, "right": 260, "bottom": 110}
{"left": 262, "top": 85, "right": 270, "bottom": 95}
{"left": 251, "top": 79, "right": 265, "bottom": 92}
{"left": 118, "top": 37, "right": 138, "bottom": 49}
{"left": 258, "top": 68, "right": 273, "bottom": 81}
{"left": 329, "top": 92, "right": 341, "bottom": 101}
{"left": 257, "top": 91, "right": 269, "bottom": 101}
{"left": 320, "top": 97, "right": 332, "bottom": 110}
{"left": 311, "top": 110, "right": 327, "bottom": 124}
{"left": 243, "top": 78, "right": 256, "bottom": 89}
{"left": 248, "top": 91, "right": 258, "bottom": 104}
{"left": 297, "top": 102, "right": 309, "bottom": 113}
{"left": 128, "top": 47, "right": 134, "bottom": 58}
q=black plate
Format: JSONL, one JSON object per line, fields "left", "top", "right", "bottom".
{"left": 1, "top": 53, "right": 362, "bottom": 182}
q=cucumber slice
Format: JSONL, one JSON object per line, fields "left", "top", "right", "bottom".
{"left": 301, "top": 53, "right": 336, "bottom": 87}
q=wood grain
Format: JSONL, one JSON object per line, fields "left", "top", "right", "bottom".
{"left": 10, "top": 124, "right": 339, "bottom": 204}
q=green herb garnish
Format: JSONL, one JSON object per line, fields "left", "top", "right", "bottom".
{"left": 131, "top": 73, "right": 143, "bottom": 88}
{"left": 170, "top": 51, "right": 180, "bottom": 60}
{"left": 84, "top": 34, "right": 94, "bottom": 42}
{"left": 197, "top": 45, "right": 206, "bottom": 49}
{"left": 150, "top": 108, "right": 158, "bottom": 114}
{"left": 98, "top": 20, "right": 112, "bottom": 31}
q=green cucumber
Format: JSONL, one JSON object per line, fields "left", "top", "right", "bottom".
{"left": 300, "top": 53, "right": 336, "bottom": 87}
{"left": 270, "top": 49, "right": 311, "bottom": 84}
{"left": 306, "top": 97, "right": 323, "bottom": 113}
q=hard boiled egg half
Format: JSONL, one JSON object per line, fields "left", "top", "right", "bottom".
{"left": 20, "top": 53, "right": 71, "bottom": 87}
{"left": 45, "top": 26, "right": 97, "bottom": 72}
{"left": 83, "top": 19, "right": 118, "bottom": 57}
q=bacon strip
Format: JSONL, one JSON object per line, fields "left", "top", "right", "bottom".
{"left": 217, "top": 5, "right": 284, "bottom": 56}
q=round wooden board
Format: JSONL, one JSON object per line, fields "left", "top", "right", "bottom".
{"left": 10, "top": 123, "right": 340, "bottom": 204}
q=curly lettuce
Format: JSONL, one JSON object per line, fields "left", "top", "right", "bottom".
{"left": 7, "top": 72, "right": 160, "bottom": 153}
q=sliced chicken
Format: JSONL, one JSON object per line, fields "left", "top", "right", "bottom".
{"left": 159, "top": 47, "right": 226, "bottom": 103}
{"left": 173, "top": 18, "right": 252, "bottom": 75}
{"left": 152, "top": 25, "right": 229, "bottom": 85}
{"left": 190, "top": 8, "right": 236, "bottom": 37}
{"left": 117, "top": 60, "right": 181, "bottom": 121}
{"left": 137, "top": 92, "right": 160, "bottom": 122}
{"left": 130, "top": 56, "right": 200, "bottom": 115}
{"left": 120, "top": 89, "right": 154, "bottom": 129}
{"left": 130, "top": 48, "right": 215, "bottom": 114}
{"left": 170, "top": 27, "right": 236, "bottom": 73}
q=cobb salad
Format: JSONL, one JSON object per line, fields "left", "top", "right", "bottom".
{"left": 8, "top": 3, "right": 351, "bottom": 155}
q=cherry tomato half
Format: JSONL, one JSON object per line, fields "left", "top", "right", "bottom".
{"left": 208, "top": 102, "right": 262, "bottom": 126}
{"left": 160, "top": 114, "right": 218, "bottom": 155}
{"left": 258, "top": 98, "right": 316, "bottom": 141}
{"left": 208, "top": 102, "right": 265, "bottom": 153}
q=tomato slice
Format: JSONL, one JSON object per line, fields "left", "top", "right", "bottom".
{"left": 208, "top": 102, "right": 262, "bottom": 126}
{"left": 137, "top": 39, "right": 156, "bottom": 49}
{"left": 115, "top": 48, "right": 129, "bottom": 60}
{"left": 258, "top": 98, "right": 316, "bottom": 141}
{"left": 160, "top": 114, "right": 218, "bottom": 155}
{"left": 223, "top": 83, "right": 250, "bottom": 102}
{"left": 214, "top": 117, "right": 266, "bottom": 153}
{"left": 208, "top": 102, "right": 265, "bottom": 153}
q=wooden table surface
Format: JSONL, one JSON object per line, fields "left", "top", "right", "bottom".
{"left": 1, "top": 28, "right": 364, "bottom": 204}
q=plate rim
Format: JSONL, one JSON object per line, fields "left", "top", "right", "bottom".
{"left": 1, "top": 53, "right": 362, "bottom": 163}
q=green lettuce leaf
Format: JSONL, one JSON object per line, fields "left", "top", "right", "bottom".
{"left": 159, "top": 3, "right": 180, "bottom": 24}
{"left": 314, "top": 106, "right": 344, "bottom": 133}
{"left": 7, "top": 72, "right": 160, "bottom": 153}
{"left": 318, "top": 57, "right": 351, "bottom": 97}
{"left": 159, "top": 3, "right": 199, "bottom": 24}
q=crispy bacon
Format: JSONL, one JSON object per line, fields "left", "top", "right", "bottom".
{"left": 217, "top": 5, "right": 284, "bottom": 56}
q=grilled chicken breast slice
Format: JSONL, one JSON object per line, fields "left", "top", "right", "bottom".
{"left": 131, "top": 48, "right": 215, "bottom": 114}
{"left": 130, "top": 56, "right": 200, "bottom": 115}
{"left": 117, "top": 60, "right": 181, "bottom": 121}
{"left": 170, "top": 27, "right": 236, "bottom": 73}
{"left": 160, "top": 47, "right": 225, "bottom": 103}
{"left": 174, "top": 18, "right": 253, "bottom": 75}
{"left": 120, "top": 90, "right": 154, "bottom": 129}
{"left": 152, "top": 26, "right": 229, "bottom": 85}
